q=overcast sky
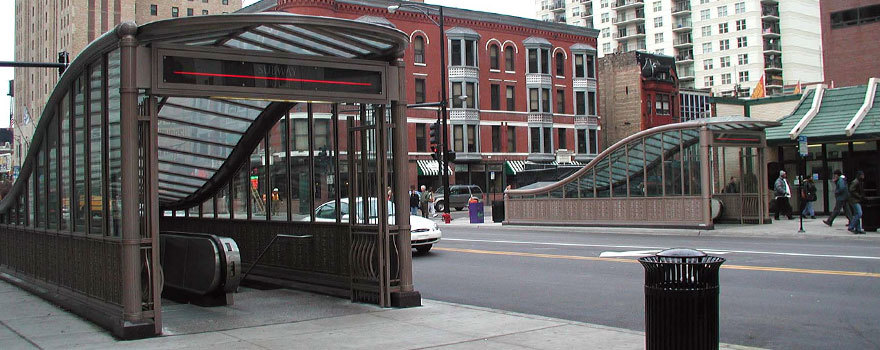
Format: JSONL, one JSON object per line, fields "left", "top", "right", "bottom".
{"left": 0, "top": 1, "right": 537, "bottom": 128}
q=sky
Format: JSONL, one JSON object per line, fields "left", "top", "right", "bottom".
{"left": 0, "top": 1, "right": 537, "bottom": 128}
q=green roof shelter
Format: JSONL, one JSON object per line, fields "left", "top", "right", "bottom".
{"left": 764, "top": 79, "right": 879, "bottom": 215}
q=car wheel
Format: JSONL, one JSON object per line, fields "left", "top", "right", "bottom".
{"left": 435, "top": 200, "right": 446, "bottom": 212}
{"left": 415, "top": 244, "right": 432, "bottom": 254}
{"left": 455, "top": 207, "right": 463, "bottom": 211}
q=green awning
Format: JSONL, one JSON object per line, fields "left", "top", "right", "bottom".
{"left": 504, "top": 160, "right": 527, "bottom": 175}
{"left": 766, "top": 82, "right": 880, "bottom": 143}
{"left": 417, "top": 159, "right": 452, "bottom": 176}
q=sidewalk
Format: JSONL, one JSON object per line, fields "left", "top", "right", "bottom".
{"left": 439, "top": 210, "right": 878, "bottom": 239}
{"left": 0, "top": 279, "right": 760, "bottom": 350}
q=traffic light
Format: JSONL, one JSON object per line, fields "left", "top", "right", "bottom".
{"left": 430, "top": 145, "right": 440, "bottom": 161}
{"left": 429, "top": 121, "right": 440, "bottom": 145}
{"left": 57, "top": 51, "right": 69, "bottom": 76}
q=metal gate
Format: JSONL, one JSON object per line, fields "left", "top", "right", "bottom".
{"left": 346, "top": 104, "right": 399, "bottom": 306}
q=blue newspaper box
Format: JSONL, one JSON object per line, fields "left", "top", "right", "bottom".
{"left": 468, "top": 202, "right": 484, "bottom": 223}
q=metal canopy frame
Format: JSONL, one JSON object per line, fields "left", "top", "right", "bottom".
{"left": 0, "top": 13, "right": 417, "bottom": 340}
{"left": 505, "top": 117, "right": 779, "bottom": 228}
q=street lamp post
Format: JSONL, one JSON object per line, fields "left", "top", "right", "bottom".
{"left": 388, "top": 3, "right": 451, "bottom": 217}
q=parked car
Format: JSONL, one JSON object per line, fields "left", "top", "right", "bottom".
{"left": 433, "top": 185, "right": 483, "bottom": 212}
{"left": 312, "top": 198, "right": 441, "bottom": 253}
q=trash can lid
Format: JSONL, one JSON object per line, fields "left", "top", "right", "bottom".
{"left": 657, "top": 248, "right": 707, "bottom": 258}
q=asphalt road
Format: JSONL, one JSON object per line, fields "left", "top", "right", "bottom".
{"left": 412, "top": 225, "right": 880, "bottom": 349}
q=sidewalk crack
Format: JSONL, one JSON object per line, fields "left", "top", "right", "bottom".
{"left": 0, "top": 319, "right": 43, "bottom": 349}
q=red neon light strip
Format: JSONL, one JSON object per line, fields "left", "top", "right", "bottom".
{"left": 717, "top": 137, "right": 759, "bottom": 142}
{"left": 173, "top": 71, "right": 373, "bottom": 87}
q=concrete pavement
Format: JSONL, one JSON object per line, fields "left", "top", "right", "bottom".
{"left": 0, "top": 278, "right": 760, "bottom": 350}
{"left": 438, "top": 210, "right": 878, "bottom": 239}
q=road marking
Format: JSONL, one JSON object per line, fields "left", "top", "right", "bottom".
{"left": 432, "top": 247, "right": 880, "bottom": 278}
{"left": 442, "top": 238, "right": 880, "bottom": 261}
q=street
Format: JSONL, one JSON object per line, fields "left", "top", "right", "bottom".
{"left": 413, "top": 223, "right": 880, "bottom": 349}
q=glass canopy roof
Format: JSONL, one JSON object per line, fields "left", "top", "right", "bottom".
{"left": 138, "top": 14, "right": 408, "bottom": 207}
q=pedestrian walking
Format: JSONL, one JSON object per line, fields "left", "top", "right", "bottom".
{"left": 824, "top": 169, "right": 852, "bottom": 227}
{"left": 774, "top": 170, "right": 793, "bottom": 220}
{"left": 847, "top": 171, "right": 866, "bottom": 234}
{"left": 428, "top": 187, "right": 437, "bottom": 217}
{"left": 800, "top": 177, "right": 817, "bottom": 219}
{"left": 409, "top": 185, "right": 420, "bottom": 216}
{"left": 419, "top": 185, "right": 430, "bottom": 218}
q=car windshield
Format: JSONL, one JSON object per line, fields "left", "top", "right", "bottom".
{"left": 323, "top": 198, "right": 397, "bottom": 223}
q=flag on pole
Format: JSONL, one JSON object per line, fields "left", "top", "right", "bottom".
{"left": 750, "top": 74, "right": 766, "bottom": 99}
{"left": 793, "top": 80, "right": 802, "bottom": 94}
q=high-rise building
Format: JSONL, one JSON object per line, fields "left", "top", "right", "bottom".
{"left": 536, "top": 0, "right": 823, "bottom": 95}
{"left": 13, "top": 0, "right": 242, "bottom": 169}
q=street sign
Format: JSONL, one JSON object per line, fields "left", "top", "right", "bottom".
{"left": 797, "top": 136, "right": 808, "bottom": 157}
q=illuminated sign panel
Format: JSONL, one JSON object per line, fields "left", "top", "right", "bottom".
{"left": 712, "top": 132, "right": 763, "bottom": 145}
{"left": 160, "top": 54, "right": 384, "bottom": 97}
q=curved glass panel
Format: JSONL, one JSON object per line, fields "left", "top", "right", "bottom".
{"left": 627, "top": 138, "right": 646, "bottom": 197}
{"left": 644, "top": 133, "right": 664, "bottom": 197}
{"left": 663, "top": 131, "right": 683, "bottom": 196}
{"left": 595, "top": 158, "right": 610, "bottom": 198}
{"left": 609, "top": 148, "right": 627, "bottom": 197}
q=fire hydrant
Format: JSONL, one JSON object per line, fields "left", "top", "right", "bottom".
{"left": 442, "top": 212, "right": 451, "bottom": 224}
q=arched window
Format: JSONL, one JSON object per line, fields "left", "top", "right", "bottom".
{"left": 489, "top": 44, "right": 500, "bottom": 70}
{"left": 413, "top": 36, "right": 425, "bottom": 64}
{"left": 504, "top": 46, "right": 515, "bottom": 71}
{"left": 555, "top": 52, "right": 565, "bottom": 76}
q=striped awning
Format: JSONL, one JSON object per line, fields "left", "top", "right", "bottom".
{"left": 504, "top": 160, "right": 528, "bottom": 175}
{"left": 551, "top": 160, "right": 583, "bottom": 165}
{"left": 505, "top": 160, "right": 585, "bottom": 175}
{"left": 417, "top": 159, "right": 453, "bottom": 176}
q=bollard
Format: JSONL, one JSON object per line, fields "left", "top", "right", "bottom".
{"left": 638, "top": 248, "right": 725, "bottom": 350}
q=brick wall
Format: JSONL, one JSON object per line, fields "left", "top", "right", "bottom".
{"left": 820, "top": 0, "right": 880, "bottom": 87}
{"left": 598, "top": 52, "right": 642, "bottom": 149}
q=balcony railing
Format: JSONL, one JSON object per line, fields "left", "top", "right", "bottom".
{"left": 675, "top": 53, "right": 694, "bottom": 62}
{"left": 764, "top": 60, "right": 783, "bottom": 69}
{"left": 673, "top": 37, "right": 693, "bottom": 46}
{"left": 613, "top": 0, "right": 644, "bottom": 9}
{"left": 672, "top": 2, "right": 691, "bottom": 13}
{"left": 542, "top": 0, "right": 566, "bottom": 11}
{"left": 613, "top": 27, "right": 647, "bottom": 39}
{"left": 762, "top": 25, "right": 780, "bottom": 36}
{"left": 679, "top": 68, "right": 695, "bottom": 78}
{"left": 613, "top": 12, "right": 645, "bottom": 24}
{"left": 673, "top": 20, "right": 693, "bottom": 30}
{"left": 762, "top": 6, "right": 779, "bottom": 17}
{"left": 766, "top": 79, "right": 783, "bottom": 86}
{"left": 763, "top": 42, "right": 781, "bottom": 51}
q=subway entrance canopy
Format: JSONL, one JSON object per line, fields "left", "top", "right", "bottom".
{"left": 0, "top": 14, "right": 418, "bottom": 339}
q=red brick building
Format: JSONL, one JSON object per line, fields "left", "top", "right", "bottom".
{"left": 243, "top": 0, "right": 600, "bottom": 202}
{"left": 820, "top": 0, "right": 880, "bottom": 87}
{"left": 598, "top": 51, "right": 678, "bottom": 149}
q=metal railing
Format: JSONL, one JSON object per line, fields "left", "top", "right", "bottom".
{"left": 761, "top": 6, "right": 779, "bottom": 17}
{"left": 614, "top": 0, "right": 644, "bottom": 8}
{"left": 672, "top": 2, "right": 691, "bottom": 13}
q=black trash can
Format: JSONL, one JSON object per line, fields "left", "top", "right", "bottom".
{"left": 862, "top": 196, "right": 879, "bottom": 232}
{"left": 638, "top": 249, "right": 726, "bottom": 350}
{"left": 492, "top": 201, "right": 505, "bottom": 223}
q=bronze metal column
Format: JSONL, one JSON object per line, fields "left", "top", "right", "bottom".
{"left": 700, "top": 126, "right": 712, "bottom": 228}
{"left": 390, "top": 59, "right": 420, "bottom": 307}
{"left": 118, "top": 22, "right": 143, "bottom": 324}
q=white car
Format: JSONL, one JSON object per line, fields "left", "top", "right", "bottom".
{"left": 313, "top": 198, "right": 441, "bottom": 253}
